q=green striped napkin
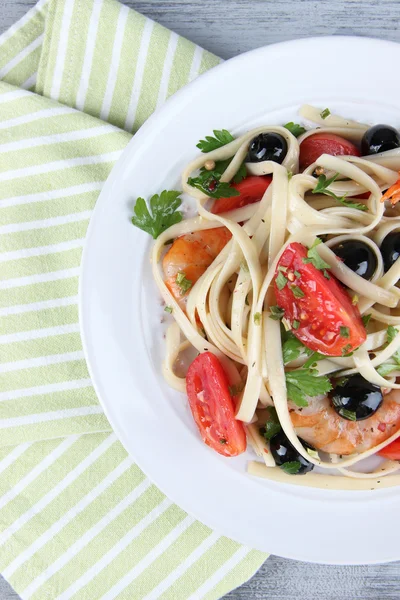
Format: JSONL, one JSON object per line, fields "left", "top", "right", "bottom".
{"left": 0, "top": 0, "right": 267, "bottom": 597}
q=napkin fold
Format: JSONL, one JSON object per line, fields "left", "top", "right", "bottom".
{"left": 0, "top": 0, "right": 267, "bottom": 597}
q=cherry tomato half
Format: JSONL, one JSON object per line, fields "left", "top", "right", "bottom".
{"left": 378, "top": 438, "right": 400, "bottom": 460}
{"left": 299, "top": 133, "right": 361, "bottom": 170}
{"left": 274, "top": 242, "right": 366, "bottom": 356}
{"left": 211, "top": 175, "right": 272, "bottom": 214}
{"left": 186, "top": 352, "right": 247, "bottom": 456}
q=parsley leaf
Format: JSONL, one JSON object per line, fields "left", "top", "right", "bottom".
{"left": 303, "top": 352, "right": 324, "bottom": 369}
{"left": 196, "top": 129, "right": 235, "bottom": 153}
{"left": 261, "top": 406, "right": 281, "bottom": 441}
{"left": 362, "top": 314, "right": 372, "bottom": 327}
{"left": 284, "top": 122, "right": 306, "bottom": 137}
{"left": 254, "top": 312, "right": 261, "bottom": 325}
{"left": 292, "top": 319, "right": 300, "bottom": 330}
{"left": 386, "top": 326, "right": 400, "bottom": 364}
{"left": 290, "top": 285, "right": 305, "bottom": 298}
{"left": 312, "top": 173, "right": 368, "bottom": 211}
{"left": 228, "top": 380, "right": 245, "bottom": 397}
{"left": 276, "top": 272, "right": 288, "bottom": 290}
{"left": 200, "top": 157, "right": 247, "bottom": 184}
{"left": 280, "top": 461, "right": 301, "bottom": 474}
{"left": 164, "top": 306, "right": 173, "bottom": 314}
{"left": 188, "top": 170, "right": 240, "bottom": 199}
{"left": 285, "top": 369, "right": 332, "bottom": 407}
{"left": 340, "top": 326, "right": 350, "bottom": 338}
{"left": 302, "top": 238, "right": 331, "bottom": 271}
{"left": 176, "top": 272, "right": 192, "bottom": 294}
{"left": 131, "top": 191, "right": 183, "bottom": 239}
{"left": 320, "top": 108, "right": 331, "bottom": 119}
{"left": 377, "top": 363, "right": 400, "bottom": 377}
{"left": 282, "top": 331, "right": 305, "bottom": 365}
{"left": 341, "top": 344, "right": 353, "bottom": 357}
{"left": 269, "top": 306, "right": 285, "bottom": 321}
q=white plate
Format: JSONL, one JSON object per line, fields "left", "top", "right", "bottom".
{"left": 80, "top": 36, "right": 400, "bottom": 565}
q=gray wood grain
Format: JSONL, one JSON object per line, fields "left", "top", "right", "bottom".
{"left": 2, "top": 0, "right": 400, "bottom": 599}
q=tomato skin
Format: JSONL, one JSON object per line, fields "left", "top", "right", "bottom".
{"left": 378, "top": 438, "right": 400, "bottom": 460}
{"left": 299, "top": 133, "right": 361, "bottom": 169}
{"left": 211, "top": 176, "right": 272, "bottom": 214}
{"left": 274, "top": 243, "right": 366, "bottom": 356}
{"left": 186, "top": 352, "right": 247, "bottom": 457}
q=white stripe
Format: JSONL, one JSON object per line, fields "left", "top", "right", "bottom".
{"left": 0, "top": 89, "right": 32, "bottom": 105}
{"left": 0, "top": 106, "right": 76, "bottom": 131}
{"left": 0, "top": 378, "right": 92, "bottom": 402}
{"left": 0, "top": 436, "right": 77, "bottom": 513}
{"left": 0, "top": 0, "right": 48, "bottom": 48}
{"left": 0, "top": 150, "right": 122, "bottom": 182}
{"left": 0, "top": 181, "right": 103, "bottom": 208}
{"left": 0, "top": 295, "right": 78, "bottom": 317}
{"left": 23, "top": 479, "right": 153, "bottom": 596}
{"left": 0, "top": 443, "right": 31, "bottom": 477}
{"left": 0, "top": 406, "right": 104, "bottom": 429}
{"left": 21, "top": 72, "right": 37, "bottom": 90}
{"left": 50, "top": 0, "right": 76, "bottom": 101}
{"left": 0, "top": 34, "right": 44, "bottom": 78}
{"left": 0, "top": 210, "right": 91, "bottom": 234}
{"left": 0, "top": 125, "right": 117, "bottom": 152}
{"left": 100, "top": 4, "right": 129, "bottom": 121}
{"left": 0, "top": 350, "right": 85, "bottom": 373}
{"left": 186, "top": 546, "right": 252, "bottom": 600}
{"left": 76, "top": 0, "right": 104, "bottom": 110}
{"left": 188, "top": 45, "right": 203, "bottom": 82}
{"left": 0, "top": 266, "right": 80, "bottom": 290}
{"left": 0, "top": 439, "right": 126, "bottom": 549}
{"left": 3, "top": 434, "right": 119, "bottom": 578}
{"left": 101, "top": 516, "right": 195, "bottom": 600}
{"left": 156, "top": 31, "right": 179, "bottom": 108}
{"left": 0, "top": 323, "right": 80, "bottom": 344}
{"left": 124, "top": 18, "right": 154, "bottom": 131}
{"left": 57, "top": 497, "right": 172, "bottom": 600}
{"left": 142, "top": 531, "right": 221, "bottom": 600}
{"left": 0, "top": 238, "right": 85, "bottom": 263}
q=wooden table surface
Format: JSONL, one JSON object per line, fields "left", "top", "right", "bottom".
{"left": 2, "top": 0, "right": 400, "bottom": 598}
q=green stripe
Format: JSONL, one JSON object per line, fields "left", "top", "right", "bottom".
{"left": 2, "top": 45, "right": 41, "bottom": 89}
{"left": 167, "top": 37, "right": 196, "bottom": 98}
{"left": 0, "top": 304, "right": 78, "bottom": 335}
{"left": 0, "top": 277, "right": 78, "bottom": 308}
{"left": 1, "top": 332, "right": 83, "bottom": 363}
{"left": 0, "top": 248, "right": 83, "bottom": 282}
{"left": 0, "top": 220, "right": 89, "bottom": 252}
{"left": 199, "top": 50, "right": 221, "bottom": 74}
{"left": 0, "top": 385, "right": 97, "bottom": 419}
{"left": 0, "top": 359, "right": 89, "bottom": 393}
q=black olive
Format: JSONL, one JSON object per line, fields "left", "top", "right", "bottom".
{"left": 331, "top": 240, "right": 377, "bottom": 280}
{"left": 329, "top": 374, "right": 383, "bottom": 421}
{"left": 247, "top": 133, "right": 287, "bottom": 164}
{"left": 269, "top": 430, "right": 314, "bottom": 474}
{"left": 380, "top": 231, "right": 400, "bottom": 272}
{"left": 361, "top": 124, "right": 400, "bottom": 155}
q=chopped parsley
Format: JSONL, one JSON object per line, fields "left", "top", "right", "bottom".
{"left": 312, "top": 173, "right": 368, "bottom": 211}
{"left": 320, "top": 108, "right": 331, "bottom": 119}
{"left": 131, "top": 190, "right": 183, "bottom": 239}
{"left": 229, "top": 381, "right": 245, "bottom": 397}
{"left": 254, "top": 312, "right": 262, "bottom": 325}
{"left": 164, "top": 306, "right": 173, "bottom": 314}
{"left": 362, "top": 313, "right": 372, "bottom": 327}
{"left": 323, "top": 269, "right": 331, "bottom": 280}
{"left": 196, "top": 129, "right": 235, "bottom": 153}
{"left": 338, "top": 408, "right": 357, "bottom": 421}
{"left": 276, "top": 271, "right": 288, "bottom": 290}
{"left": 294, "top": 270, "right": 301, "bottom": 278}
{"left": 176, "top": 272, "right": 192, "bottom": 294}
{"left": 292, "top": 319, "right": 300, "bottom": 330}
{"left": 284, "top": 122, "right": 306, "bottom": 137}
{"left": 377, "top": 363, "right": 400, "bottom": 377}
{"left": 269, "top": 305, "right": 285, "bottom": 321}
{"left": 261, "top": 406, "right": 281, "bottom": 441}
{"left": 287, "top": 170, "right": 293, "bottom": 181}
{"left": 378, "top": 326, "right": 400, "bottom": 376}
{"left": 188, "top": 170, "right": 240, "bottom": 199}
{"left": 341, "top": 344, "right": 353, "bottom": 357}
{"left": 340, "top": 326, "right": 350, "bottom": 338}
{"left": 303, "top": 352, "right": 324, "bottom": 369}
{"left": 280, "top": 461, "right": 301, "bottom": 474}
{"left": 290, "top": 285, "right": 305, "bottom": 299}
{"left": 219, "top": 438, "right": 227, "bottom": 444}
{"left": 285, "top": 368, "right": 332, "bottom": 407}
{"left": 302, "top": 238, "right": 331, "bottom": 271}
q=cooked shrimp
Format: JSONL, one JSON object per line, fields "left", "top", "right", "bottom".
{"left": 162, "top": 227, "right": 231, "bottom": 308}
{"left": 290, "top": 389, "right": 400, "bottom": 455}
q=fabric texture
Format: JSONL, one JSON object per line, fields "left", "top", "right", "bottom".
{"left": 0, "top": 0, "right": 268, "bottom": 598}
